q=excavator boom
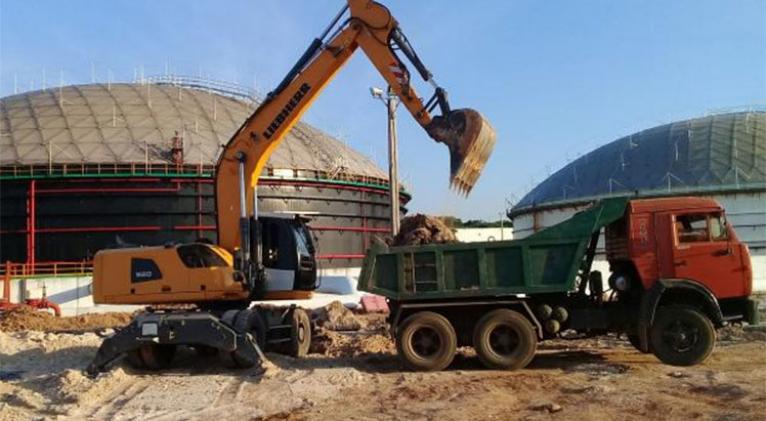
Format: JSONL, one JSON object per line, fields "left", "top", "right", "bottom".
{"left": 216, "top": 0, "right": 496, "bottom": 253}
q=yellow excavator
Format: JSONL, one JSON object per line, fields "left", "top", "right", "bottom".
{"left": 87, "top": 0, "right": 495, "bottom": 374}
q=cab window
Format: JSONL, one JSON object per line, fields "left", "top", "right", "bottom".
{"left": 177, "top": 244, "right": 228, "bottom": 268}
{"left": 709, "top": 214, "right": 728, "bottom": 241}
{"left": 294, "top": 228, "right": 311, "bottom": 256}
{"left": 675, "top": 214, "right": 708, "bottom": 243}
{"left": 675, "top": 213, "right": 728, "bottom": 243}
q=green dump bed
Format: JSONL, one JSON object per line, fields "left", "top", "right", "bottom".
{"left": 358, "top": 198, "right": 628, "bottom": 301}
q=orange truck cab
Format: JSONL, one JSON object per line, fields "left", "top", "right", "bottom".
{"left": 604, "top": 197, "right": 757, "bottom": 355}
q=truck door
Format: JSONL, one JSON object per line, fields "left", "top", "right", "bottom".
{"left": 668, "top": 212, "right": 746, "bottom": 299}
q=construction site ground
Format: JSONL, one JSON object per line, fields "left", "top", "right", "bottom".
{"left": 1, "top": 309, "right": 765, "bottom": 421}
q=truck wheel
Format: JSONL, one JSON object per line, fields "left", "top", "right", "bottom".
{"left": 138, "top": 344, "right": 176, "bottom": 370}
{"left": 473, "top": 309, "right": 537, "bottom": 370}
{"left": 285, "top": 308, "right": 311, "bottom": 358}
{"left": 396, "top": 311, "right": 457, "bottom": 371}
{"left": 650, "top": 305, "right": 715, "bottom": 366}
{"left": 627, "top": 334, "right": 652, "bottom": 354}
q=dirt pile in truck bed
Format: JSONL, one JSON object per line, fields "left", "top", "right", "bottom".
{"left": 392, "top": 214, "right": 457, "bottom": 246}
{"left": 0, "top": 305, "right": 133, "bottom": 332}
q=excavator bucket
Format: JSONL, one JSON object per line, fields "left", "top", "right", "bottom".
{"left": 426, "top": 109, "right": 496, "bottom": 195}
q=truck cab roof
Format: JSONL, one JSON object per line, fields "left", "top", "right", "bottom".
{"left": 628, "top": 197, "right": 723, "bottom": 214}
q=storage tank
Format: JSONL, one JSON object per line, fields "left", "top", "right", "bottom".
{"left": 509, "top": 111, "right": 766, "bottom": 293}
{"left": 0, "top": 77, "right": 409, "bottom": 278}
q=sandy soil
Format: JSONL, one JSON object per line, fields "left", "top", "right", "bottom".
{"left": 0, "top": 306, "right": 133, "bottom": 332}
{"left": 1, "top": 317, "right": 764, "bottom": 421}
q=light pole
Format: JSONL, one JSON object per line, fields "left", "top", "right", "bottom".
{"left": 371, "top": 86, "right": 400, "bottom": 236}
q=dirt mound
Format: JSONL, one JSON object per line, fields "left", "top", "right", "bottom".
{"left": 312, "top": 301, "right": 362, "bottom": 331}
{"left": 719, "top": 325, "right": 766, "bottom": 342}
{"left": 0, "top": 305, "right": 133, "bottom": 332}
{"left": 392, "top": 214, "right": 457, "bottom": 246}
{"left": 310, "top": 329, "right": 394, "bottom": 357}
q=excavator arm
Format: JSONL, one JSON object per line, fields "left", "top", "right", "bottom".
{"left": 215, "top": 0, "right": 496, "bottom": 254}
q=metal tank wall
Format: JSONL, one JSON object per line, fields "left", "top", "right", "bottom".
{"left": 0, "top": 167, "right": 408, "bottom": 275}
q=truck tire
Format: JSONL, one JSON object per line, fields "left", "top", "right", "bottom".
{"left": 396, "top": 311, "right": 457, "bottom": 371}
{"left": 473, "top": 309, "right": 537, "bottom": 370}
{"left": 285, "top": 308, "right": 311, "bottom": 358}
{"left": 650, "top": 305, "right": 715, "bottom": 366}
{"left": 138, "top": 344, "right": 176, "bottom": 370}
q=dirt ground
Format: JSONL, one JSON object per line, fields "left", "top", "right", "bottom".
{"left": 0, "top": 306, "right": 133, "bottom": 333}
{"left": 1, "top": 314, "right": 765, "bottom": 421}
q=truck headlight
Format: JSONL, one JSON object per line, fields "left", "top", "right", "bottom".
{"left": 613, "top": 275, "right": 629, "bottom": 291}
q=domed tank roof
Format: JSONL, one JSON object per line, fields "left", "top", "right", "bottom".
{"left": 511, "top": 111, "right": 766, "bottom": 215}
{"left": 0, "top": 82, "right": 386, "bottom": 179}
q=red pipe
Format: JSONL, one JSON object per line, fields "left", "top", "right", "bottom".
{"left": 28, "top": 180, "right": 36, "bottom": 270}
{"left": 174, "top": 225, "right": 216, "bottom": 231}
{"left": 316, "top": 253, "right": 365, "bottom": 260}
{"left": 309, "top": 225, "right": 390, "bottom": 233}
{"left": 36, "top": 226, "right": 162, "bottom": 233}
{"left": 259, "top": 179, "right": 394, "bottom": 197}
{"left": 37, "top": 182, "right": 183, "bottom": 194}
{"left": 55, "top": 178, "right": 165, "bottom": 184}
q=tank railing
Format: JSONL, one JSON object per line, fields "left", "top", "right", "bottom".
{"left": 0, "top": 261, "right": 94, "bottom": 278}
{"left": 141, "top": 75, "right": 261, "bottom": 105}
{"left": 0, "top": 163, "right": 401, "bottom": 190}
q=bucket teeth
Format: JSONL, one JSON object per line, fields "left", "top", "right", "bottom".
{"left": 426, "top": 108, "right": 496, "bottom": 195}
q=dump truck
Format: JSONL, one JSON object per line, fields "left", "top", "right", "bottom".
{"left": 359, "top": 197, "right": 759, "bottom": 371}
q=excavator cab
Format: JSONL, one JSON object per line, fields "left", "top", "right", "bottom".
{"left": 257, "top": 214, "right": 317, "bottom": 295}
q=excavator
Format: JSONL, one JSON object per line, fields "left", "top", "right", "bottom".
{"left": 87, "top": 0, "right": 496, "bottom": 374}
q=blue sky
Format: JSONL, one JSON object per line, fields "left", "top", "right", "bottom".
{"left": 1, "top": 0, "right": 764, "bottom": 219}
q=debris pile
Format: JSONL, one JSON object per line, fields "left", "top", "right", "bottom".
{"left": 312, "top": 301, "right": 362, "bottom": 331}
{"left": 310, "top": 329, "right": 394, "bottom": 357}
{"left": 392, "top": 214, "right": 457, "bottom": 246}
{"left": 0, "top": 306, "right": 132, "bottom": 332}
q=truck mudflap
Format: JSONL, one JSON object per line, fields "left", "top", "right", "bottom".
{"left": 86, "top": 311, "right": 263, "bottom": 376}
{"left": 745, "top": 298, "right": 760, "bottom": 325}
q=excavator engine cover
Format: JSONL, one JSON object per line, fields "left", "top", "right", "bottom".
{"left": 426, "top": 108, "right": 496, "bottom": 194}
